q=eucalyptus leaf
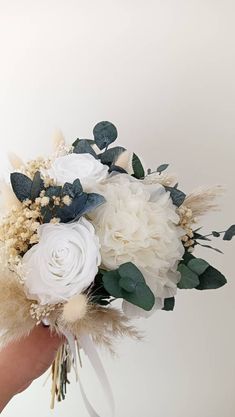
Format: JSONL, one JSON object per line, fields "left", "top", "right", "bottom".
{"left": 223, "top": 225, "right": 235, "bottom": 241}
{"left": 41, "top": 207, "right": 53, "bottom": 223}
{"left": 194, "top": 232, "right": 211, "bottom": 241}
{"left": 10, "top": 173, "right": 32, "bottom": 202}
{"left": 62, "top": 182, "right": 76, "bottom": 198}
{"left": 99, "top": 146, "right": 126, "bottom": 165}
{"left": 73, "top": 139, "right": 98, "bottom": 158}
{"left": 55, "top": 193, "right": 88, "bottom": 223}
{"left": 102, "top": 270, "right": 123, "bottom": 298}
{"left": 62, "top": 180, "right": 84, "bottom": 199}
{"left": 198, "top": 244, "right": 223, "bottom": 254}
{"left": 196, "top": 266, "right": 227, "bottom": 290}
{"left": 45, "top": 186, "right": 62, "bottom": 198}
{"left": 212, "top": 231, "right": 220, "bottom": 238}
{"left": 31, "top": 171, "right": 44, "bottom": 200}
{"left": 123, "top": 282, "right": 155, "bottom": 311}
{"left": 72, "top": 179, "right": 83, "bottom": 195}
{"left": 119, "top": 276, "right": 136, "bottom": 293}
{"left": 182, "top": 251, "right": 195, "bottom": 264}
{"left": 72, "top": 138, "right": 95, "bottom": 147}
{"left": 119, "top": 262, "right": 145, "bottom": 282}
{"left": 157, "top": 163, "right": 169, "bottom": 173}
{"left": 162, "top": 297, "right": 175, "bottom": 311}
{"left": 177, "top": 264, "right": 200, "bottom": 289}
{"left": 93, "top": 121, "right": 118, "bottom": 150}
{"left": 164, "top": 186, "right": 186, "bottom": 207}
{"left": 187, "top": 258, "right": 210, "bottom": 276}
{"left": 102, "top": 262, "right": 155, "bottom": 312}
{"left": 108, "top": 165, "right": 127, "bottom": 174}
{"left": 132, "top": 153, "right": 145, "bottom": 179}
{"left": 71, "top": 193, "right": 106, "bottom": 222}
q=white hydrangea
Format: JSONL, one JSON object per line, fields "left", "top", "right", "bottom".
{"left": 88, "top": 174, "right": 184, "bottom": 317}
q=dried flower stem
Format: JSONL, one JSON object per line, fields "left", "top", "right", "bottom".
{"left": 51, "top": 347, "right": 61, "bottom": 409}
{"left": 50, "top": 343, "right": 71, "bottom": 407}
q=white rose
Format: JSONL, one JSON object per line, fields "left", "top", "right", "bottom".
{"left": 46, "top": 153, "right": 109, "bottom": 190}
{"left": 88, "top": 174, "right": 184, "bottom": 317}
{"left": 22, "top": 217, "right": 101, "bottom": 305}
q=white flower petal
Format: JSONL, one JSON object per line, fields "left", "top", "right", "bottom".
{"left": 22, "top": 217, "right": 101, "bottom": 305}
{"left": 88, "top": 174, "right": 184, "bottom": 318}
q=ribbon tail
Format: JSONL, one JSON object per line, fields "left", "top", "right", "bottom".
{"left": 79, "top": 334, "right": 115, "bottom": 417}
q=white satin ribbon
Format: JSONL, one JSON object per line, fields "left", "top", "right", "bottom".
{"left": 79, "top": 334, "right": 115, "bottom": 417}
{"left": 58, "top": 327, "right": 115, "bottom": 417}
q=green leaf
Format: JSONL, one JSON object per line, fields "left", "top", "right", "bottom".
{"left": 72, "top": 138, "right": 95, "bottom": 147}
{"left": 41, "top": 206, "right": 53, "bottom": 223}
{"left": 157, "top": 163, "right": 169, "bottom": 173}
{"left": 102, "top": 270, "right": 123, "bottom": 298}
{"left": 182, "top": 251, "right": 195, "bottom": 264}
{"left": 194, "top": 232, "right": 211, "bottom": 241}
{"left": 212, "top": 231, "right": 220, "bottom": 237}
{"left": 62, "top": 179, "right": 83, "bottom": 198}
{"left": 72, "top": 193, "right": 105, "bottom": 219}
{"left": 73, "top": 179, "right": 83, "bottom": 194}
{"left": 119, "top": 276, "right": 136, "bottom": 293}
{"left": 99, "top": 146, "right": 126, "bottom": 166}
{"left": 118, "top": 262, "right": 145, "bottom": 282}
{"left": 223, "top": 225, "right": 235, "bottom": 241}
{"left": 45, "top": 186, "right": 62, "bottom": 198}
{"left": 31, "top": 171, "right": 44, "bottom": 200}
{"left": 187, "top": 258, "right": 210, "bottom": 276}
{"left": 73, "top": 139, "right": 98, "bottom": 158}
{"left": 196, "top": 266, "right": 227, "bottom": 290}
{"left": 177, "top": 264, "right": 200, "bottom": 289}
{"left": 93, "top": 121, "right": 118, "bottom": 150}
{"left": 164, "top": 186, "right": 186, "bottom": 207}
{"left": 123, "top": 282, "right": 155, "bottom": 311}
{"left": 132, "top": 153, "right": 145, "bottom": 179}
{"left": 62, "top": 182, "right": 75, "bottom": 198}
{"left": 102, "top": 262, "right": 155, "bottom": 312}
{"left": 198, "top": 244, "right": 223, "bottom": 254}
{"left": 162, "top": 297, "right": 175, "bottom": 311}
{"left": 108, "top": 165, "right": 127, "bottom": 174}
{"left": 10, "top": 173, "right": 32, "bottom": 202}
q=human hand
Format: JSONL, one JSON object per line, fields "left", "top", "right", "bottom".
{"left": 0, "top": 325, "right": 64, "bottom": 412}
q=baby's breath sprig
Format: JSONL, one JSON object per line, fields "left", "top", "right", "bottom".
{"left": 30, "top": 302, "right": 63, "bottom": 325}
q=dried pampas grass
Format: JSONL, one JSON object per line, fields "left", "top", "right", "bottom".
{"left": 7, "top": 152, "right": 25, "bottom": 170}
{"left": 52, "top": 129, "right": 65, "bottom": 152}
{"left": 0, "top": 266, "right": 34, "bottom": 347}
{"left": 0, "top": 264, "right": 140, "bottom": 354}
{"left": 0, "top": 179, "right": 21, "bottom": 213}
{"left": 184, "top": 185, "right": 225, "bottom": 217}
{"left": 58, "top": 304, "right": 141, "bottom": 354}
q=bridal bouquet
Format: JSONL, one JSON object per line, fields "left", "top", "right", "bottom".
{"left": 0, "top": 121, "right": 233, "bottom": 413}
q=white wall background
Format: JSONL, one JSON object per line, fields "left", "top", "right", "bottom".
{"left": 0, "top": 1, "right": 235, "bottom": 416}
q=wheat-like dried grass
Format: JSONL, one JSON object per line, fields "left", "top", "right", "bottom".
{"left": 57, "top": 304, "right": 141, "bottom": 354}
{"left": 0, "top": 266, "right": 34, "bottom": 347}
{"left": 184, "top": 185, "right": 224, "bottom": 217}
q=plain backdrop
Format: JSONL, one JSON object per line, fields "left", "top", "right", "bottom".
{"left": 0, "top": 1, "right": 235, "bottom": 417}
